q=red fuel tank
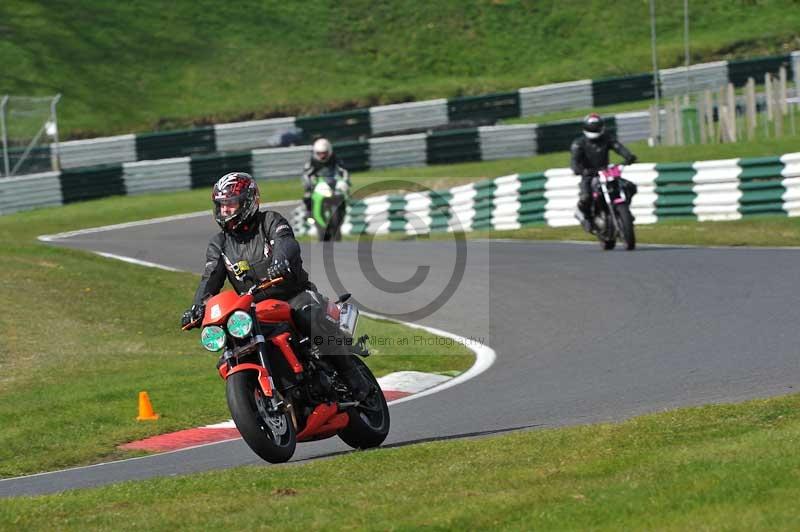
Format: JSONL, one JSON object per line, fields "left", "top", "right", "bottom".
{"left": 256, "top": 299, "right": 293, "bottom": 325}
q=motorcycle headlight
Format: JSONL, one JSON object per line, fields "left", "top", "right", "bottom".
{"left": 315, "top": 182, "right": 333, "bottom": 198}
{"left": 227, "top": 310, "right": 253, "bottom": 339}
{"left": 201, "top": 326, "right": 226, "bottom": 352}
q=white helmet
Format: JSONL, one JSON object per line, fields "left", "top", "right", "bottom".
{"left": 312, "top": 138, "right": 333, "bottom": 163}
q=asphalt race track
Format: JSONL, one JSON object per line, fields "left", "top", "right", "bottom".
{"left": 3, "top": 205, "right": 799, "bottom": 496}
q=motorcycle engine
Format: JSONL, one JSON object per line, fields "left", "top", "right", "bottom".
{"left": 310, "top": 369, "right": 334, "bottom": 397}
{"left": 594, "top": 216, "right": 607, "bottom": 232}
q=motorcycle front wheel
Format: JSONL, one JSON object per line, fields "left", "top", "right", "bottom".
{"left": 616, "top": 204, "right": 636, "bottom": 250}
{"left": 338, "top": 356, "right": 390, "bottom": 449}
{"left": 226, "top": 371, "right": 296, "bottom": 463}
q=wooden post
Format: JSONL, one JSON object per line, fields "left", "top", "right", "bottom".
{"left": 704, "top": 90, "right": 715, "bottom": 143}
{"left": 674, "top": 96, "right": 684, "bottom": 145}
{"left": 746, "top": 77, "right": 756, "bottom": 140}
{"left": 727, "top": 83, "right": 737, "bottom": 142}
{"left": 792, "top": 71, "right": 798, "bottom": 136}
{"left": 697, "top": 95, "right": 707, "bottom": 144}
{"left": 718, "top": 85, "right": 729, "bottom": 142}
{"left": 774, "top": 74, "right": 783, "bottom": 138}
{"left": 779, "top": 65, "right": 788, "bottom": 115}
{"left": 664, "top": 102, "right": 675, "bottom": 145}
{"left": 765, "top": 73, "right": 774, "bottom": 122}
{"left": 649, "top": 104, "right": 659, "bottom": 145}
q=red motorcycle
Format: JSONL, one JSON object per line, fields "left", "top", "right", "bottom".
{"left": 182, "top": 278, "right": 389, "bottom": 463}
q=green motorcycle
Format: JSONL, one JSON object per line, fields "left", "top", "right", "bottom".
{"left": 310, "top": 174, "right": 349, "bottom": 242}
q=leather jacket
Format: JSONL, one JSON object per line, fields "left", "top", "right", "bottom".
{"left": 192, "top": 210, "right": 311, "bottom": 305}
{"left": 570, "top": 132, "right": 635, "bottom": 177}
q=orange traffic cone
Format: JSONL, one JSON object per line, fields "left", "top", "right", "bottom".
{"left": 136, "top": 391, "right": 160, "bottom": 421}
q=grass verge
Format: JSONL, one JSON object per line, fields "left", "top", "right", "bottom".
{"left": 3, "top": 1, "right": 799, "bottom": 137}
{"left": 368, "top": 215, "right": 800, "bottom": 248}
{"left": 2, "top": 392, "right": 799, "bottom": 529}
{"left": 0, "top": 189, "right": 472, "bottom": 478}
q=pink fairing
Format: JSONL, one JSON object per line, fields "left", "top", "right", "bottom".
{"left": 602, "top": 165, "right": 622, "bottom": 179}
{"left": 613, "top": 197, "right": 626, "bottom": 204}
{"left": 592, "top": 192, "right": 599, "bottom": 198}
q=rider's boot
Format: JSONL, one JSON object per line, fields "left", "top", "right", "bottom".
{"left": 330, "top": 348, "right": 371, "bottom": 402}
{"left": 576, "top": 208, "right": 594, "bottom": 233}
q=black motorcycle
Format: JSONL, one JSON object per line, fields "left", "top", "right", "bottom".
{"left": 588, "top": 164, "right": 636, "bottom": 251}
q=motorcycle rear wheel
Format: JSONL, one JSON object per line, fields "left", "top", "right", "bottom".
{"left": 227, "top": 371, "right": 296, "bottom": 463}
{"left": 338, "top": 356, "right": 390, "bottom": 449}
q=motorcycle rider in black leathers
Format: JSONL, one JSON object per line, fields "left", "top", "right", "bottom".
{"left": 571, "top": 113, "right": 637, "bottom": 232}
{"left": 181, "top": 172, "right": 369, "bottom": 400}
{"left": 301, "top": 138, "right": 350, "bottom": 215}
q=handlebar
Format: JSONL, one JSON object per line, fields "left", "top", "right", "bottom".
{"left": 247, "top": 276, "right": 284, "bottom": 295}
{"left": 181, "top": 319, "right": 201, "bottom": 331}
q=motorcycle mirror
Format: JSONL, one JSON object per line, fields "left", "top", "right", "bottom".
{"left": 336, "top": 293, "right": 351, "bottom": 304}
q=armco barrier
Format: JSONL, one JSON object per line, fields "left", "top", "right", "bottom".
{"left": 592, "top": 73, "right": 655, "bottom": 107}
{"left": 425, "top": 128, "right": 481, "bottom": 165}
{"left": 519, "top": 79, "right": 593, "bottom": 117}
{"left": 123, "top": 157, "right": 191, "bottom": 195}
{"left": 60, "top": 164, "right": 125, "bottom": 204}
{"left": 368, "top": 134, "right": 427, "bottom": 169}
{"left": 293, "top": 153, "right": 800, "bottom": 238}
{"left": 369, "top": 99, "right": 449, "bottom": 135}
{"left": 251, "top": 146, "right": 307, "bottom": 181}
{"left": 728, "top": 54, "right": 792, "bottom": 88}
{"left": 478, "top": 124, "right": 537, "bottom": 161}
{"left": 0, "top": 171, "right": 62, "bottom": 214}
{"left": 214, "top": 117, "right": 296, "bottom": 153}
{"left": 296, "top": 109, "right": 371, "bottom": 143}
{"left": 59, "top": 134, "right": 136, "bottom": 169}
{"left": 660, "top": 61, "right": 729, "bottom": 98}
{"left": 30, "top": 49, "right": 799, "bottom": 173}
{"left": 135, "top": 127, "right": 216, "bottom": 161}
{"left": 2, "top": 140, "right": 798, "bottom": 223}
{"left": 333, "top": 140, "right": 370, "bottom": 172}
{"left": 190, "top": 152, "right": 252, "bottom": 189}
{"left": 448, "top": 92, "right": 521, "bottom": 124}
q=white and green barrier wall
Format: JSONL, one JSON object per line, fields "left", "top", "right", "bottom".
{"left": 289, "top": 153, "right": 800, "bottom": 237}
{"left": 14, "top": 51, "right": 797, "bottom": 175}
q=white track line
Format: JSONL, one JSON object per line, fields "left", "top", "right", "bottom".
{"left": 38, "top": 200, "right": 299, "bottom": 242}
{"left": 94, "top": 252, "right": 184, "bottom": 272}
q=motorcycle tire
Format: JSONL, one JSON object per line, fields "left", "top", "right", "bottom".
{"left": 616, "top": 204, "right": 636, "bottom": 251}
{"left": 601, "top": 238, "right": 616, "bottom": 250}
{"left": 338, "top": 356, "right": 390, "bottom": 449}
{"left": 227, "top": 371, "right": 296, "bottom": 463}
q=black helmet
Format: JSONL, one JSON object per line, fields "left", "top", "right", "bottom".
{"left": 582, "top": 113, "right": 605, "bottom": 139}
{"left": 212, "top": 172, "right": 260, "bottom": 232}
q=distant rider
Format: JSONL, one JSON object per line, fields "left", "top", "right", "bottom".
{"left": 301, "top": 138, "right": 350, "bottom": 215}
{"left": 570, "top": 113, "right": 637, "bottom": 232}
{"left": 181, "top": 172, "right": 369, "bottom": 400}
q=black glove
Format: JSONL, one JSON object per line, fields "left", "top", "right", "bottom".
{"left": 181, "top": 304, "right": 204, "bottom": 328}
{"left": 266, "top": 259, "right": 292, "bottom": 281}
{"left": 625, "top": 155, "right": 638, "bottom": 165}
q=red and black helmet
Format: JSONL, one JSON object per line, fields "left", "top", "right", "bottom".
{"left": 582, "top": 113, "right": 605, "bottom": 139}
{"left": 212, "top": 172, "right": 260, "bottom": 231}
